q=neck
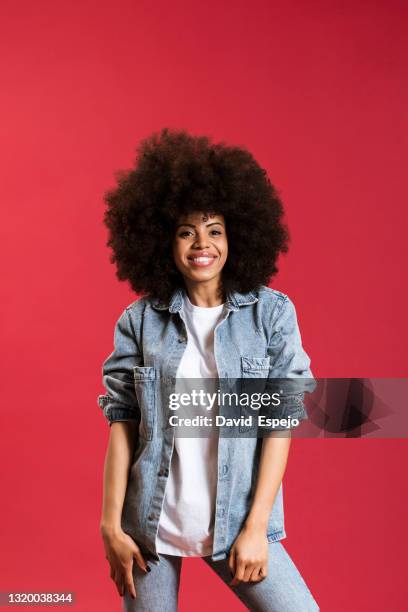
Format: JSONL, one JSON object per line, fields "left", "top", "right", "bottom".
{"left": 183, "top": 277, "right": 225, "bottom": 307}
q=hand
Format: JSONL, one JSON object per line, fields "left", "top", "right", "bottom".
{"left": 101, "top": 526, "right": 149, "bottom": 599}
{"left": 228, "top": 524, "right": 268, "bottom": 586}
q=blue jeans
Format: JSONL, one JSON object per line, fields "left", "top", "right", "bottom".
{"left": 123, "top": 541, "right": 319, "bottom": 611}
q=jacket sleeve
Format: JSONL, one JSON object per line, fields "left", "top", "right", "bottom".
{"left": 265, "top": 295, "right": 316, "bottom": 424}
{"left": 97, "top": 308, "right": 142, "bottom": 427}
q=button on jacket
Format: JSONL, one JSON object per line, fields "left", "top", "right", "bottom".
{"left": 97, "top": 285, "right": 315, "bottom": 563}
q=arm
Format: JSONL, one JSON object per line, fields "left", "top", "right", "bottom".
{"left": 100, "top": 421, "right": 147, "bottom": 599}
{"left": 229, "top": 295, "right": 314, "bottom": 585}
{"left": 244, "top": 431, "right": 291, "bottom": 534}
{"left": 100, "top": 420, "right": 138, "bottom": 537}
{"left": 228, "top": 432, "right": 291, "bottom": 585}
{"left": 97, "top": 308, "right": 147, "bottom": 600}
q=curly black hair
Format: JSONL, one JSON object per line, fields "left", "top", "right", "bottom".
{"left": 102, "top": 127, "right": 290, "bottom": 304}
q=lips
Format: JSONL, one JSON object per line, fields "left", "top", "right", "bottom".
{"left": 187, "top": 252, "right": 218, "bottom": 267}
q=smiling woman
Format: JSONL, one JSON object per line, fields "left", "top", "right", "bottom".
{"left": 173, "top": 212, "right": 228, "bottom": 306}
{"left": 102, "top": 127, "right": 289, "bottom": 306}
{"left": 98, "top": 127, "right": 319, "bottom": 611}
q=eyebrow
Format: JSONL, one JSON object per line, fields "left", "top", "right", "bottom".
{"left": 176, "top": 221, "right": 224, "bottom": 229}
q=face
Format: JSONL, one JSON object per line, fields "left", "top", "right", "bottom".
{"left": 172, "top": 211, "right": 228, "bottom": 287}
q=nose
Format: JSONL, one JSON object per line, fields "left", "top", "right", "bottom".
{"left": 193, "top": 229, "right": 209, "bottom": 249}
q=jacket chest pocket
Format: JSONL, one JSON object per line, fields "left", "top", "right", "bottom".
{"left": 239, "top": 356, "right": 271, "bottom": 433}
{"left": 133, "top": 366, "right": 156, "bottom": 441}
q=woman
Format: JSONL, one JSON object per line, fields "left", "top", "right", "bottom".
{"left": 98, "top": 128, "right": 319, "bottom": 611}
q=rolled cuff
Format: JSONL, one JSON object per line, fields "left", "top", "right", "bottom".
{"left": 97, "top": 394, "right": 140, "bottom": 426}
{"left": 259, "top": 391, "right": 309, "bottom": 432}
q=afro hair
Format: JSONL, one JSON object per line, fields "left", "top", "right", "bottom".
{"left": 102, "top": 127, "right": 290, "bottom": 303}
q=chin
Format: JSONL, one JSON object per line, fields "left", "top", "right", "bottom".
{"left": 187, "top": 271, "right": 219, "bottom": 282}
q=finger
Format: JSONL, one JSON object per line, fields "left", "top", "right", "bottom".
{"left": 125, "top": 566, "right": 137, "bottom": 600}
{"left": 248, "top": 564, "right": 263, "bottom": 583}
{"left": 114, "top": 573, "right": 124, "bottom": 597}
{"left": 230, "top": 559, "right": 246, "bottom": 586}
{"left": 111, "top": 567, "right": 123, "bottom": 596}
{"left": 133, "top": 549, "right": 148, "bottom": 573}
{"left": 243, "top": 562, "right": 255, "bottom": 583}
{"left": 227, "top": 548, "right": 236, "bottom": 577}
{"left": 260, "top": 563, "right": 268, "bottom": 580}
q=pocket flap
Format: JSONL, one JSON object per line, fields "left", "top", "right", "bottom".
{"left": 133, "top": 366, "right": 156, "bottom": 381}
{"left": 241, "top": 356, "right": 270, "bottom": 372}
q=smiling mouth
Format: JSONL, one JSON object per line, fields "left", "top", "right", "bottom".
{"left": 187, "top": 256, "right": 217, "bottom": 267}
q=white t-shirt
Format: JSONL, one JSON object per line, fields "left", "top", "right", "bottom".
{"left": 155, "top": 293, "right": 225, "bottom": 556}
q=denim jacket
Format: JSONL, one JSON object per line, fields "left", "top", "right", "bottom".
{"left": 97, "top": 285, "right": 314, "bottom": 562}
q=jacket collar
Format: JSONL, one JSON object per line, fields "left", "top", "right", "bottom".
{"left": 151, "top": 286, "right": 258, "bottom": 313}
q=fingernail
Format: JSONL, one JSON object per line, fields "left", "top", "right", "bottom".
{"left": 146, "top": 565, "right": 151, "bottom": 572}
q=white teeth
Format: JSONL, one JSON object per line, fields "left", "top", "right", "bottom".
{"left": 192, "top": 257, "right": 212, "bottom": 263}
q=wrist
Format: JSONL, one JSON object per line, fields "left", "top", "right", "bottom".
{"left": 99, "top": 521, "right": 122, "bottom": 538}
{"left": 243, "top": 516, "right": 268, "bottom": 534}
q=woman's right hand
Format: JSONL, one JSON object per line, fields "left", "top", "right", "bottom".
{"left": 101, "top": 526, "right": 149, "bottom": 600}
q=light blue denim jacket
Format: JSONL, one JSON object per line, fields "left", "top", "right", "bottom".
{"left": 97, "top": 285, "right": 314, "bottom": 562}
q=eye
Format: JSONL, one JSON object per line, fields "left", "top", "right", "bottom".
{"left": 178, "top": 230, "right": 193, "bottom": 238}
{"left": 210, "top": 229, "right": 222, "bottom": 236}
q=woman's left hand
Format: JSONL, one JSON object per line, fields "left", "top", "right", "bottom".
{"left": 228, "top": 524, "right": 268, "bottom": 585}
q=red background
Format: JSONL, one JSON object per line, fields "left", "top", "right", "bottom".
{"left": 1, "top": 0, "right": 407, "bottom": 610}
